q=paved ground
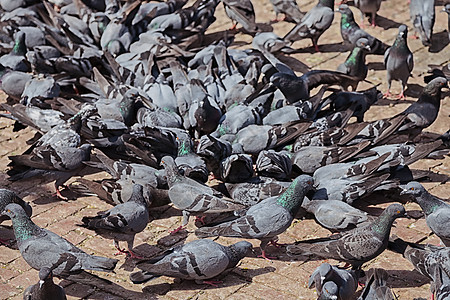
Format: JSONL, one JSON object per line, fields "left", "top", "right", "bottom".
{"left": 0, "top": 0, "right": 449, "bottom": 299}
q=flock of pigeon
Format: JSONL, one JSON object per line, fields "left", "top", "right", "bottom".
{"left": 0, "top": 0, "right": 449, "bottom": 298}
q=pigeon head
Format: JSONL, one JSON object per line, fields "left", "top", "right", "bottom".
{"left": 12, "top": 31, "right": 27, "bottom": 56}
{"left": 443, "top": 4, "right": 450, "bottom": 14}
{"left": 398, "top": 25, "right": 408, "bottom": 38}
{"left": 384, "top": 203, "right": 406, "bottom": 219}
{"left": 38, "top": 267, "right": 53, "bottom": 288}
{"left": 422, "top": 77, "right": 448, "bottom": 97}
{"left": 2, "top": 203, "right": 27, "bottom": 219}
{"left": 230, "top": 241, "right": 253, "bottom": 257}
{"left": 336, "top": 4, "right": 351, "bottom": 14}
{"left": 400, "top": 181, "right": 425, "bottom": 196}
{"left": 319, "top": 0, "right": 334, "bottom": 9}
{"left": 320, "top": 281, "right": 338, "bottom": 300}
{"left": 356, "top": 38, "right": 371, "bottom": 51}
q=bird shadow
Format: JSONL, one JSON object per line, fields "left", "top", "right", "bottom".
{"left": 404, "top": 83, "right": 424, "bottom": 98}
{"left": 428, "top": 31, "right": 449, "bottom": 53}
{"left": 291, "top": 42, "right": 351, "bottom": 54}
{"left": 0, "top": 225, "right": 18, "bottom": 250}
{"left": 384, "top": 269, "right": 430, "bottom": 288}
{"left": 367, "top": 62, "right": 385, "bottom": 71}
{"left": 141, "top": 265, "right": 276, "bottom": 295}
{"left": 374, "top": 15, "right": 404, "bottom": 30}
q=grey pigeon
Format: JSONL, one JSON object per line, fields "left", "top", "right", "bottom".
{"left": 383, "top": 25, "right": 413, "bottom": 100}
{"left": 283, "top": 0, "right": 334, "bottom": 52}
{"left": 1, "top": 204, "right": 118, "bottom": 277}
{"left": 80, "top": 184, "right": 150, "bottom": 258}
{"left": 337, "top": 4, "right": 388, "bottom": 55}
{"left": 23, "top": 267, "right": 67, "bottom": 300}
{"left": 309, "top": 262, "right": 359, "bottom": 299}
{"left": 220, "top": 153, "right": 254, "bottom": 183}
{"left": 401, "top": 181, "right": 450, "bottom": 246}
{"left": 256, "top": 149, "right": 292, "bottom": 180}
{"left": 302, "top": 198, "right": 369, "bottom": 231}
{"left": 161, "top": 156, "right": 244, "bottom": 231}
{"left": 269, "top": 0, "right": 304, "bottom": 23}
{"left": 287, "top": 204, "right": 406, "bottom": 269}
{"left": 354, "top": 0, "right": 382, "bottom": 27}
{"left": 130, "top": 239, "right": 252, "bottom": 285}
{"left": 222, "top": 0, "right": 257, "bottom": 32}
{"left": 410, "top": 0, "right": 435, "bottom": 46}
{"left": 443, "top": 4, "right": 450, "bottom": 41}
{"left": 337, "top": 37, "right": 371, "bottom": 86}
{"left": 195, "top": 175, "right": 315, "bottom": 259}
{"left": 358, "top": 268, "right": 395, "bottom": 300}
{"left": 0, "top": 31, "right": 29, "bottom": 72}
{"left": 0, "top": 66, "right": 32, "bottom": 99}
{"left": 252, "top": 32, "right": 293, "bottom": 53}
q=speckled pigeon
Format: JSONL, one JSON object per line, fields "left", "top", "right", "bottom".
{"left": 161, "top": 156, "right": 244, "bottom": 231}
{"left": 23, "top": 267, "right": 67, "bottom": 300}
{"left": 130, "top": 239, "right": 252, "bottom": 285}
{"left": 196, "top": 175, "right": 315, "bottom": 259}
{"left": 80, "top": 184, "right": 149, "bottom": 258}
{"left": 287, "top": 203, "right": 406, "bottom": 269}
{"left": 1, "top": 204, "right": 118, "bottom": 277}
{"left": 358, "top": 268, "right": 395, "bottom": 300}
{"left": 383, "top": 25, "right": 413, "bottom": 100}
{"left": 401, "top": 181, "right": 450, "bottom": 246}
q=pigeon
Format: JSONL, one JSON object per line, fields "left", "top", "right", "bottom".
{"left": 1, "top": 204, "right": 118, "bottom": 277}
{"left": 383, "top": 25, "right": 414, "bottom": 100}
{"left": 283, "top": 0, "right": 334, "bottom": 52}
{"left": 0, "top": 66, "right": 33, "bottom": 99}
{"left": 410, "top": 0, "right": 435, "bottom": 46}
{"left": 255, "top": 149, "right": 292, "bottom": 180}
{"left": 80, "top": 184, "right": 150, "bottom": 258}
{"left": 0, "top": 31, "right": 30, "bottom": 72}
{"left": 301, "top": 198, "right": 369, "bottom": 231}
{"left": 220, "top": 153, "right": 254, "bottom": 183}
{"left": 225, "top": 177, "right": 291, "bottom": 206}
{"left": 388, "top": 237, "right": 450, "bottom": 298}
{"left": 252, "top": 32, "right": 293, "bottom": 53}
{"left": 287, "top": 203, "right": 406, "bottom": 269}
{"left": 222, "top": 0, "right": 257, "bottom": 32}
{"left": 354, "top": 0, "right": 382, "bottom": 27}
{"left": 337, "top": 4, "right": 388, "bottom": 55}
{"left": 309, "top": 262, "right": 359, "bottom": 299}
{"left": 23, "top": 267, "right": 67, "bottom": 300}
{"left": 270, "top": 70, "right": 360, "bottom": 103}
{"left": 401, "top": 181, "right": 450, "bottom": 246}
{"left": 337, "top": 37, "right": 371, "bottom": 86}
{"left": 269, "top": 0, "right": 304, "bottom": 23}
{"left": 160, "top": 156, "right": 244, "bottom": 231}
{"left": 358, "top": 268, "right": 395, "bottom": 300}
{"left": 443, "top": 4, "right": 450, "bottom": 41}
{"left": 129, "top": 239, "right": 252, "bottom": 285}
{"left": 195, "top": 175, "right": 315, "bottom": 259}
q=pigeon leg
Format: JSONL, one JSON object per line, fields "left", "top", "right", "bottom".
{"left": 127, "top": 249, "right": 144, "bottom": 260}
{"left": 269, "top": 239, "right": 286, "bottom": 248}
{"left": 229, "top": 22, "right": 237, "bottom": 30}
{"left": 202, "top": 280, "right": 223, "bottom": 287}
{"left": 195, "top": 215, "right": 206, "bottom": 225}
{"left": 313, "top": 42, "right": 320, "bottom": 53}
{"left": 271, "top": 13, "right": 280, "bottom": 22}
{"left": 383, "top": 90, "right": 393, "bottom": 99}
{"left": 258, "top": 249, "right": 276, "bottom": 260}
{"left": 54, "top": 184, "right": 69, "bottom": 201}
{"left": 114, "top": 240, "right": 128, "bottom": 256}
{"left": 371, "top": 13, "right": 377, "bottom": 27}
{"left": 170, "top": 225, "right": 186, "bottom": 235}
{"left": 396, "top": 91, "right": 406, "bottom": 100}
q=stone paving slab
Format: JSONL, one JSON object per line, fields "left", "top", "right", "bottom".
{"left": 0, "top": 0, "right": 449, "bottom": 299}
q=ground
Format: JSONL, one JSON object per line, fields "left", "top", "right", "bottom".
{"left": 0, "top": 0, "right": 449, "bottom": 299}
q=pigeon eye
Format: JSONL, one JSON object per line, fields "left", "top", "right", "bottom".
{"left": 410, "top": 187, "right": 415, "bottom": 190}
{"left": 396, "top": 210, "right": 400, "bottom": 214}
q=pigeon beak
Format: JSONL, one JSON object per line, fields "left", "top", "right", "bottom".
{"left": 365, "top": 45, "right": 371, "bottom": 51}
{"left": 39, "top": 280, "right": 44, "bottom": 289}
{"left": 400, "top": 189, "right": 408, "bottom": 195}
{"left": 404, "top": 212, "right": 411, "bottom": 219}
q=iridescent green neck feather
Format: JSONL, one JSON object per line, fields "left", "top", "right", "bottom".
{"left": 177, "top": 139, "right": 191, "bottom": 157}
{"left": 371, "top": 212, "right": 394, "bottom": 236}
{"left": 12, "top": 215, "right": 42, "bottom": 242}
{"left": 276, "top": 180, "right": 305, "bottom": 216}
